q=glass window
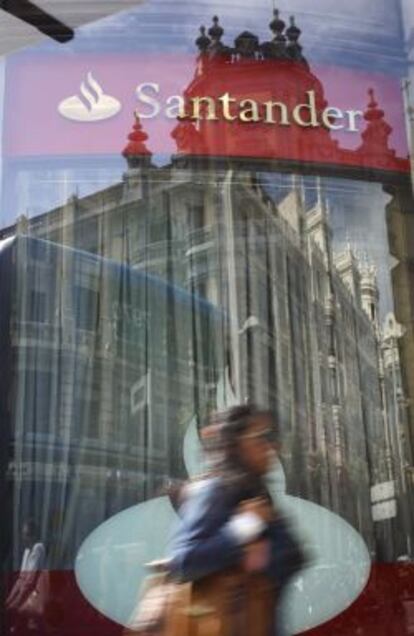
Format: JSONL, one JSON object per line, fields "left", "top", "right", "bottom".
{"left": 1, "top": 2, "right": 414, "bottom": 635}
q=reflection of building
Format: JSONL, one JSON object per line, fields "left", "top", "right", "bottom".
{"left": 0, "top": 235, "right": 219, "bottom": 566}
{"left": 1, "top": 151, "right": 413, "bottom": 559}
{"left": 385, "top": 182, "right": 414, "bottom": 467}
{"left": 1, "top": 11, "right": 413, "bottom": 564}
{"left": 379, "top": 313, "right": 414, "bottom": 555}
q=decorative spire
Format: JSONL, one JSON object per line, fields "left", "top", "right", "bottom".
{"left": 206, "top": 15, "right": 232, "bottom": 60}
{"left": 345, "top": 231, "right": 353, "bottom": 254}
{"left": 195, "top": 25, "right": 210, "bottom": 53}
{"left": 269, "top": 8, "right": 286, "bottom": 38}
{"left": 355, "top": 88, "right": 410, "bottom": 171}
{"left": 365, "top": 88, "right": 386, "bottom": 123}
{"left": 261, "top": 8, "right": 288, "bottom": 60}
{"left": 208, "top": 15, "right": 224, "bottom": 41}
{"left": 286, "top": 15, "right": 306, "bottom": 64}
{"left": 286, "top": 15, "right": 300, "bottom": 43}
{"left": 359, "top": 88, "right": 393, "bottom": 156}
{"left": 316, "top": 174, "right": 323, "bottom": 207}
{"left": 122, "top": 113, "right": 151, "bottom": 169}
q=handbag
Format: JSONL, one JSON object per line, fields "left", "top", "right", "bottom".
{"left": 124, "top": 559, "right": 187, "bottom": 636}
{"left": 125, "top": 562, "right": 187, "bottom": 636}
{"left": 124, "top": 560, "right": 274, "bottom": 636}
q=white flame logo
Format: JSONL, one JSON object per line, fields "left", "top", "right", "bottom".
{"left": 58, "top": 72, "right": 121, "bottom": 122}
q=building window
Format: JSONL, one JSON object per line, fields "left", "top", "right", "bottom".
{"left": 74, "top": 286, "right": 99, "bottom": 331}
{"left": 27, "top": 290, "right": 47, "bottom": 323}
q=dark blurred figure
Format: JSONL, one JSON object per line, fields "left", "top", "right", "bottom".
{"left": 5, "top": 519, "right": 47, "bottom": 634}
{"left": 168, "top": 404, "right": 306, "bottom": 636}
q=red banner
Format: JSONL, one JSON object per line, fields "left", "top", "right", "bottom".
{"left": 3, "top": 52, "right": 409, "bottom": 173}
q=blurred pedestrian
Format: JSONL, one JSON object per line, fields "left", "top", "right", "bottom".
{"left": 168, "top": 404, "right": 306, "bottom": 636}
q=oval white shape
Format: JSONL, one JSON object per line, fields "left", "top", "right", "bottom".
{"left": 75, "top": 492, "right": 370, "bottom": 633}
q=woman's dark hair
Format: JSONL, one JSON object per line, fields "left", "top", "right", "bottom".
{"left": 201, "top": 403, "right": 276, "bottom": 496}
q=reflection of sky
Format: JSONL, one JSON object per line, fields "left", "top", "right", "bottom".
{"left": 2, "top": 0, "right": 409, "bottom": 96}
{"left": 33, "top": 0, "right": 406, "bottom": 74}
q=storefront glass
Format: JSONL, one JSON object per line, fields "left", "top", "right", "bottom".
{"left": 1, "top": 1, "right": 414, "bottom": 635}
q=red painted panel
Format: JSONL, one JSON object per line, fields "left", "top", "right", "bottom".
{"left": 3, "top": 564, "right": 414, "bottom": 635}
{"left": 3, "top": 53, "right": 409, "bottom": 173}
